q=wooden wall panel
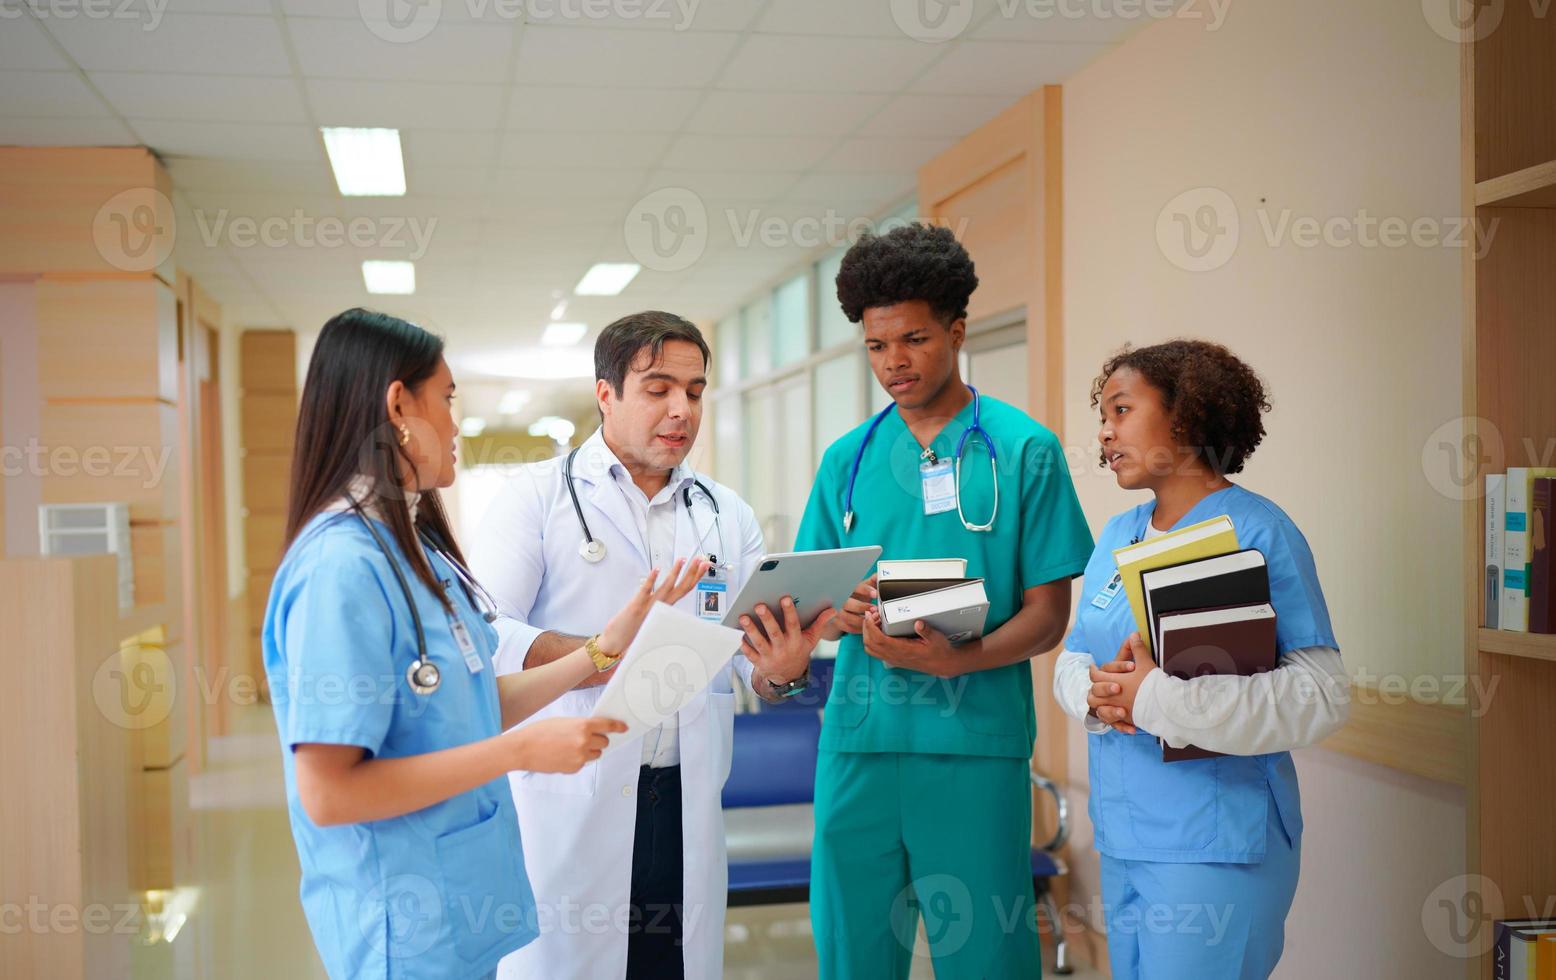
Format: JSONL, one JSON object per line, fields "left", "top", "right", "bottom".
{"left": 238, "top": 394, "right": 298, "bottom": 455}
{"left": 36, "top": 279, "right": 176, "bottom": 403}
{"left": 240, "top": 329, "right": 297, "bottom": 689}
{"left": 0, "top": 557, "right": 131, "bottom": 980}
{"left": 37, "top": 401, "right": 180, "bottom": 524}
{"left": 240, "top": 330, "right": 299, "bottom": 392}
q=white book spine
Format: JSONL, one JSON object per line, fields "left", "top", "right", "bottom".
{"left": 1486, "top": 474, "right": 1505, "bottom": 629}
{"left": 1503, "top": 468, "right": 1531, "bottom": 632}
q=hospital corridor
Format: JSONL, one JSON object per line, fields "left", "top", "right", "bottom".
{"left": 1, "top": 1, "right": 1550, "bottom": 978}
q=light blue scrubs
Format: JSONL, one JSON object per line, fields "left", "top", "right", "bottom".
{"left": 263, "top": 511, "right": 540, "bottom": 980}
{"left": 1067, "top": 485, "right": 1338, "bottom": 980}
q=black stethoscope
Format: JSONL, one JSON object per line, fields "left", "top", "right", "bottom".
{"left": 841, "top": 384, "right": 999, "bottom": 534}
{"left": 563, "top": 445, "right": 727, "bottom": 568}
{"left": 354, "top": 509, "right": 498, "bottom": 697}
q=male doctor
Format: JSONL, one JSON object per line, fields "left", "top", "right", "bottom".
{"left": 470, "top": 311, "right": 832, "bottom": 980}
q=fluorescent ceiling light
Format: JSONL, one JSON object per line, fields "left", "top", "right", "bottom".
{"left": 541, "top": 322, "right": 588, "bottom": 347}
{"left": 460, "top": 417, "right": 486, "bottom": 437}
{"left": 321, "top": 127, "right": 406, "bottom": 197}
{"left": 573, "top": 262, "right": 640, "bottom": 296}
{"left": 362, "top": 260, "right": 415, "bottom": 294}
{"left": 497, "top": 389, "right": 532, "bottom": 415}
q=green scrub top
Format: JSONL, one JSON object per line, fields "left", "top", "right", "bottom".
{"left": 795, "top": 391, "right": 1094, "bottom": 758}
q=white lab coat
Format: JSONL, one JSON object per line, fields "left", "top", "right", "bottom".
{"left": 468, "top": 429, "right": 764, "bottom": 980}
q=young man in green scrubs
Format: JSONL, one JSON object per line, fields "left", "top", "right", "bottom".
{"left": 795, "top": 223, "right": 1093, "bottom": 979}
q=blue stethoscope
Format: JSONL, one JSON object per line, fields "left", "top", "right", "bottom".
{"left": 842, "top": 384, "right": 998, "bottom": 534}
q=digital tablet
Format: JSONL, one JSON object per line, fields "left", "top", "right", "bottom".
{"left": 721, "top": 546, "right": 882, "bottom": 632}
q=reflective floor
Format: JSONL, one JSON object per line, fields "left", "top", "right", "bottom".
{"left": 141, "top": 705, "right": 1103, "bottom": 979}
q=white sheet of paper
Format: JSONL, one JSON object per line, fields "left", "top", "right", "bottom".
{"left": 590, "top": 602, "right": 745, "bottom": 754}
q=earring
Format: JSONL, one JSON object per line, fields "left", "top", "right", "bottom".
{"left": 397, "top": 423, "right": 411, "bottom": 446}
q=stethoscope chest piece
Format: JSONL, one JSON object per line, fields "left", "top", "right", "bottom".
{"left": 579, "top": 538, "right": 607, "bottom": 563}
{"left": 407, "top": 658, "right": 441, "bottom": 695}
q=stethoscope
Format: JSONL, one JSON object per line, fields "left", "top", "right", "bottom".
{"left": 564, "top": 445, "right": 728, "bottom": 569}
{"left": 354, "top": 509, "right": 498, "bottom": 696}
{"left": 842, "top": 384, "right": 998, "bottom": 534}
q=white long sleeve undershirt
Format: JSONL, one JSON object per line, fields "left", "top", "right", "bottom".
{"left": 1052, "top": 644, "right": 1351, "bottom": 755}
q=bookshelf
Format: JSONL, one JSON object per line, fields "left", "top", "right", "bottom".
{"left": 1462, "top": 3, "right": 1556, "bottom": 976}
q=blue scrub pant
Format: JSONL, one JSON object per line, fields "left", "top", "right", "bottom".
{"left": 810, "top": 751, "right": 1041, "bottom": 980}
{"left": 1099, "top": 800, "right": 1301, "bottom": 980}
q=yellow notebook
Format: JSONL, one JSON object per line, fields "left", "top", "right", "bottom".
{"left": 1111, "top": 515, "right": 1240, "bottom": 655}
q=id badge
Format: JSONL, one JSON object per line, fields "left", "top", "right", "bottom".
{"left": 696, "top": 566, "right": 729, "bottom": 621}
{"left": 1091, "top": 571, "right": 1123, "bottom": 610}
{"left": 920, "top": 459, "right": 956, "bottom": 516}
{"left": 449, "top": 616, "right": 483, "bottom": 673}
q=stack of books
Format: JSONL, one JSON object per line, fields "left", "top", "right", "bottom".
{"left": 1112, "top": 515, "right": 1276, "bottom": 762}
{"left": 875, "top": 558, "right": 989, "bottom": 645}
{"left": 1496, "top": 919, "right": 1556, "bottom": 979}
{"left": 1485, "top": 468, "right": 1556, "bottom": 633}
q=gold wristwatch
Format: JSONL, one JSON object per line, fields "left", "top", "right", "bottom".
{"left": 584, "top": 634, "right": 621, "bottom": 672}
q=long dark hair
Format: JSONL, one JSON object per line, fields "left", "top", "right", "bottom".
{"left": 283, "top": 308, "right": 468, "bottom": 610}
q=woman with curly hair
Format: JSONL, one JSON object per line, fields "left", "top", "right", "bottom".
{"left": 1052, "top": 340, "right": 1350, "bottom": 980}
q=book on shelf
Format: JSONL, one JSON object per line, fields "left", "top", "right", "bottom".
{"left": 1502, "top": 467, "right": 1556, "bottom": 633}
{"left": 1487, "top": 473, "right": 1505, "bottom": 630}
{"left": 1494, "top": 919, "right": 1556, "bottom": 980}
{"left": 1531, "top": 477, "right": 1554, "bottom": 634}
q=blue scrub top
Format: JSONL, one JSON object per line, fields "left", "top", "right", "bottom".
{"left": 1067, "top": 484, "right": 1339, "bottom": 864}
{"left": 796, "top": 393, "right": 1094, "bottom": 758}
{"left": 262, "top": 511, "right": 539, "bottom": 979}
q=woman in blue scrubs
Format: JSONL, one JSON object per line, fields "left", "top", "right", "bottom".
{"left": 263, "top": 309, "right": 706, "bottom": 979}
{"left": 1052, "top": 340, "right": 1351, "bottom": 980}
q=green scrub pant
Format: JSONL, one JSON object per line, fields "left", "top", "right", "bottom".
{"left": 810, "top": 750, "right": 1041, "bottom": 980}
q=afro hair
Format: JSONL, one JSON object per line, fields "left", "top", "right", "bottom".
{"left": 834, "top": 223, "right": 978, "bottom": 326}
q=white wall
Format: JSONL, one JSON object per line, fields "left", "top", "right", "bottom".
{"left": 1060, "top": 0, "right": 1467, "bottom": 973}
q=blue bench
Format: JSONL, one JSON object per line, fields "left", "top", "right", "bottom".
{"left": 722, "top": 659, "right": 1074, "bottom": 973}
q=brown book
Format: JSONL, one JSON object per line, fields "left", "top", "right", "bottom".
{"left": 1532, "top": 478, "right": 1554, "bottom": 634}
{"left": 1156, "top": 603, "right": 1278, "bottom": 762}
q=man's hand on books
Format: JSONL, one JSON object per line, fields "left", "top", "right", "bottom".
{"left": 860, "top": 609, "right": 963, "bottom": 678}
{"left": 1087, "top": 632, "right": 1157, "bottom": 734}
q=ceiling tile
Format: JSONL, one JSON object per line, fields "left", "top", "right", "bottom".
{"left": 401, "top": 129, "right": 500, "bottom": 170}
{"left": 165, "top": 157, "right": 336, "bottom": 193}
{"left": 715, "top": 35, "right": 941, "bottom": 93}
{"left": 499, "top": 129, "right": 670, "bottom": 169}
{"left": 287, "top": 17, "right": 515, "bottom": 83}
{"left": 43, "top": 13, "right": 293, "bottom": 75}
{"left": 0, "top": 115, "right": 135, "bottom": 143}
{"left": 490, "top": 167, "right": 648, "bottom": 200}
{"left": 644, "top": 169, "right": 796, "bottom": 201}
{"left": 659, "top": 134, "right": 836, "bottom": 171}
{"left": 90, "top": 71, "right": 310, "bottom": 123}
{"left": 131, "top": 120, "right": 322, "bottom": 162}
{"left": 0, "top": 15, "right": 72, "bottom": 69}
{"left": 514, "top": 25, "right": 738, "bottom": 88}
{"left": 859, "top": 92, "right": 1012, "bottom": 137}
{"left": 306, "top": 79, "right": 507, "bottom": 129}
{"left": 684, "top": 91, "right": 887, "bottom": 136}
{"left": 751, "top": 0, "right": 914, "bottom": 37}
{"left": 968, "top": 2, "right": 1151, "bottom": 43}
{"left": 910, "top": 40, "right": 1107, "bottom": 94}
{"left": 782, "top": 172, "right": 916, "bottom": 208}
{"left": 506, "top": 85, "right": 700, "bottom": 133}
{"left": 816, "top": 136, "right": 953, "bottom": 174}
{"left": 0, "top": 70, "right": 110, "bottom": 117}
